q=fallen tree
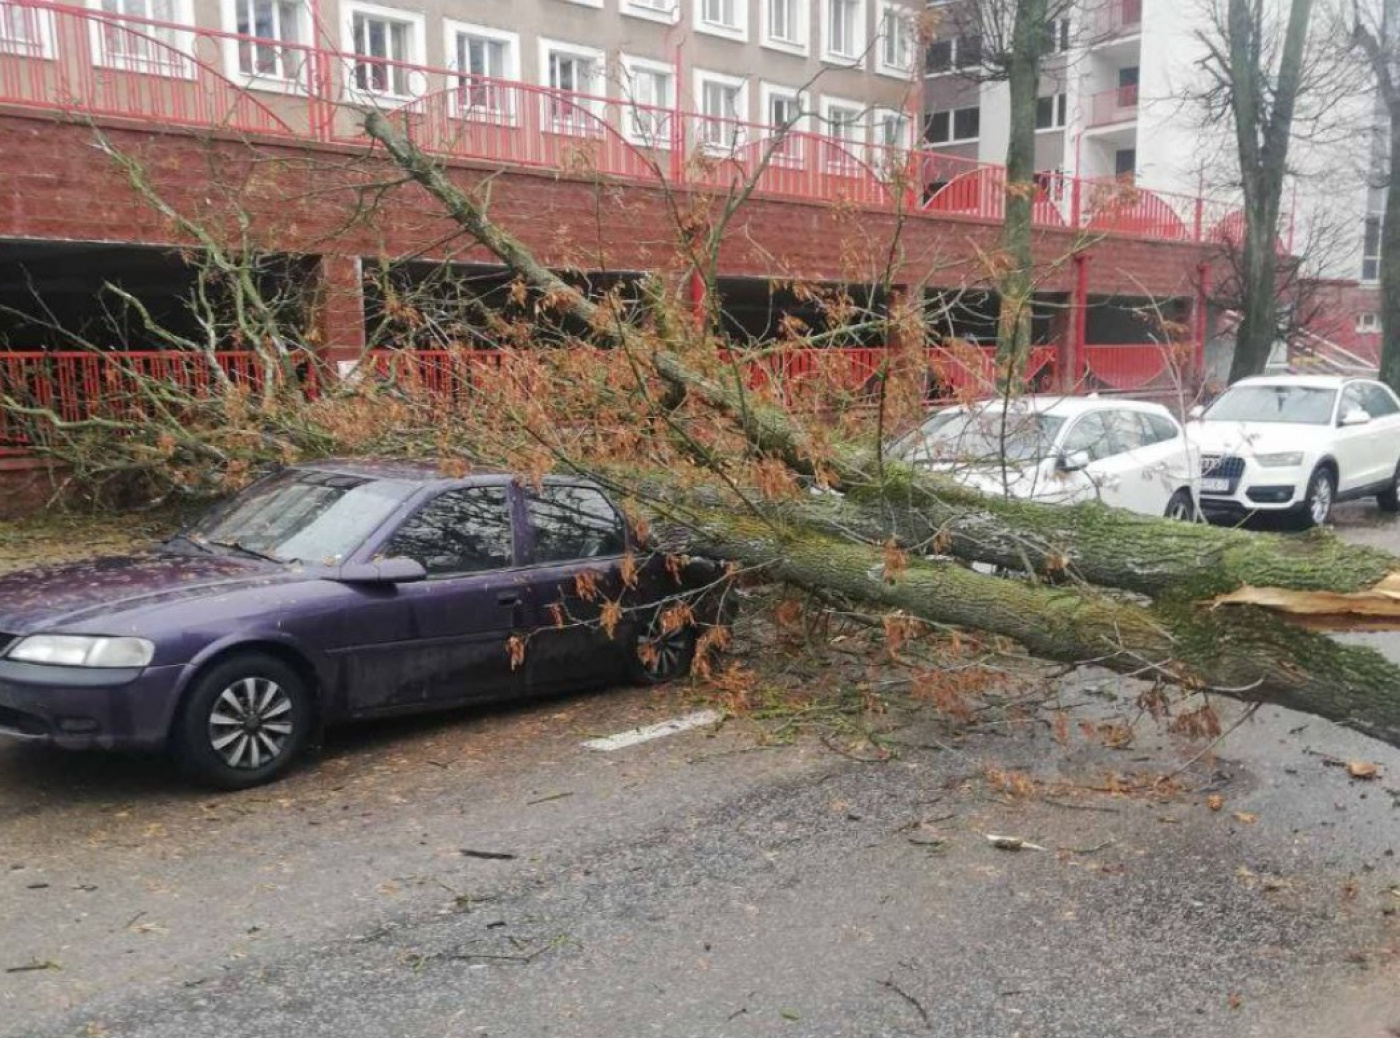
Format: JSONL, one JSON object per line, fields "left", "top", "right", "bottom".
{"left": 358, "top": 110, "right": 1400, "bottom": 747}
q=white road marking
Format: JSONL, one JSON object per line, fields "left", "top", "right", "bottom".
{"left": 582, "top": 709, "right": 722, "bottom": 752}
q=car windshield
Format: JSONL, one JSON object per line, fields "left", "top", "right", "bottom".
{"left": 918, "top": 409, "right": 1067, "bottom": 464}
{"left": 185, "top": 469, "right": 412, "bottom": 564}
{"left": 1204, "top": 385, "right": 1337, "bottom": 425}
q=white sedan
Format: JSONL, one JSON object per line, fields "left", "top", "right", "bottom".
{"left": 892, "top": 395, "right": 1199, "bottom": 519}
{"left": 1189, "top": 375, "right": 1400, "bottom": 526}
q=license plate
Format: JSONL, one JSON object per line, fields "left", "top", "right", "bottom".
{"left": 1201, "top": 477, "right": 1231, "bottom": 494}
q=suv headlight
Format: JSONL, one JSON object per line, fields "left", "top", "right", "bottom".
{"left": 7, "top": 635, "right": 155, "bottom": 668}
{"left": 1255, "top": 452, "right": 1305, "bottom": 468}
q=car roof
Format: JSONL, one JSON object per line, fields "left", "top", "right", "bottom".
{"left": 1230, "top": 374, "right": 1363, "bottom": 389}
{"left": 291, "top": 459, "right": 600, "bottom": 489}
{"left": 949, "top": 394, "right": 1172, "bottom": 417}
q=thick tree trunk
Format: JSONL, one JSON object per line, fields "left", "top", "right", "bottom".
{"left": 681, "top": 506, "right": 1400, "bottom": 748}
{"left": 1381, "top": 97, "right": 1400, "bottom": 394}
{"left": 996, "top": 0, "right": 1048, "bottom": 374}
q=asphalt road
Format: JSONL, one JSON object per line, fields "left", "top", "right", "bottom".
{"left": 3, "top": 508, "right": 1400, "bottom": 1038}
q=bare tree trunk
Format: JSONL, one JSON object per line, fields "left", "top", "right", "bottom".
{"left": 1380, "top": 3, "right": 1400, "bottom": 394}
{"left": 997, "top": 0, "right": 1049, "bottom": 374}
{"left": 1224, "top": 0, "right": 1314, "bottom": 382}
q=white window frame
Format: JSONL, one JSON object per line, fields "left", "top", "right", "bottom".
{"left": 694, "top": 0, "right": 748, "bottom": 43}
{"left": 821, "top": 95, "right": 867, "bottom": 173}
{"left": 1034, "top": 92, "right": 1067, "bottom": 132}
{"left": 220, "top": 0, "right": 309, "bottom": 92}
{"left": 554, "top": 0, "right": 603, "bottom": 8}
{"left": 875, "top": 1, "right": 913, "bottom": 77}
{"left": 619, "top": 54, "right": 676, "bottom": 148}
{"left": 924, "top": 104, "right": 980, "bottom": 145}
{"left": 761, "top": 0, "right": 807, "bottom": 55}
{"left": 621, "top": 0, "right": 679, "bottom": 24}
{"left": 872, "top": 106, "right": 911, "bottom": 150}
{"left": 444, "top": 20, "right": 519, "bottom": 123}
{"left": 342, "top": 0, "right": 426, "bottom": 102}
{"left": 821, "top": 0, "right": 866, "bottom": 66}
{"left": 694, "top": 67, "right": 749, "bottom": 152}
{"left": 1358, "top": 313, "right": 1380, "bottom": 333}
{"left": 760, "top": 80, "right": 809, "bottom": 166}
{"left": 539, "top": 37, "right": 606, "bottom": 135}
{"left": 89, "top": 0, "right": 195, "bottom": 78}
{"left": 0, "top": 0, "right": 56, "bottom": 59}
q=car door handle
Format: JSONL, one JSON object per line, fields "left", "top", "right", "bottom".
{"left": 497, "top": 591, "right": 521, "bottom": 606}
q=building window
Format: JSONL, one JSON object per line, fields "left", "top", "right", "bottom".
{"left": 620, "top": 55, "right": 675, "bottom": 146}
{"left": 1363, "top": 214, "right": 1383, "bottom": 281}
{"left": 925, "top": 33, "right": 982, "bottom": 74}
{"left": 1358, "top": 313, "right": 1380, "bottom": 333}
{"left": 761, "top": 82, "right": 805, "bottom": 164}
{"left": 1114, "top": 147, "right": 1137, "bottom": 177}
{"left": 696, "top": 0, "right": 747, "bottom": 40}
{"left": 448, "top": 22, "right": 518, "bottom": 121}
{"left": 877, "top": 2, "right": 912, "bottom": 74}
{"left": 874, "top": 108, "right": 910, "bottom": 149}
{"left": 621, "top": 0, "right": 677, "bottom": 22}
{"left": 0, "top": 0, "right": 54, "bottom": 57}
{"left": 696, "top": 70, "right": 747, "bottom": 149}
{"left": 763, "top": 0, "right": 806, "bottom": 52}
{"left": 1035, "top": 93, "right": 1067, "bottom": 130}
{"left": 1042, "top": 16, "right": 1070, "bottom": 53}
{"left": 93, "top": 0, "right": 192, "bottom": 76}
{"left": 823, "top": 98, "right": 866, "bottom": 171}
{"left": 347, "top": 3, "right": 424, "bottom": 98}
{"left": 232, "top": 0, "right": 306, "bottom": 82}
{"left": 823, "top": 0, "right": 865, "bottom": 63}
{"left": 924, "top": 105, "right": 980, "bottom": 144}
{"left": 541, "top": 40, "right": 604, "bottom": 131}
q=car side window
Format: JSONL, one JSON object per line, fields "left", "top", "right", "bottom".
{"left": 1362, "top": 383, "right": 1400, "bottom": 418}
{"left": 383, "top": 487, "right": 513, "bottom": 577}
{"left": 1340, "top": 385, "right": 1368, "bottom": 421}
{"left": 526, "top": 486, "right": 626, "bottom": 564}
{"left": 1141, "top": 413, "right": 1180, "bottom": 444}
{"left": 1062, "top": 413, "right": 1112, "bottom": 462}
{"left": 1103, "top": 410, "right": 1149, "bottom": 453}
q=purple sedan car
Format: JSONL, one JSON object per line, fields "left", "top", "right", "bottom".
{"left": 0, "top": 462, "right": 723, "bottom": 788}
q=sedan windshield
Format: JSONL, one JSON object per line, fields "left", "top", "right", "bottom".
{"left": 186, "top": 469, "right": 412, "bottom": 564}
{"left": 1204, "top": 385, "right": 1337, "bottom": 425}
{"left": 918, "top": 410, "right": 1067, "bottom": 464}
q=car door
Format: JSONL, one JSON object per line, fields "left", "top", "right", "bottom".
{"left": 515, "top": 484, "right": 631, "bottom": 694}
{"left": 1128, "top": 409, "right": 1196, "bottom": 509}
{"left": 1091, "top": 409, "right": 1175, "bottom": 515}
{"left": 1358, "top": 382, "right": 1400, "bottom": 486}
{"left": 1332, "top": 383, "right": 1379, "bottom": 492}
{"left": 344, "top": 484, "right": 524, "bottom": 714}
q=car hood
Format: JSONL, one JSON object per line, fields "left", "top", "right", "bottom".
{"left": 0, "top": 551, "right": 302, "bottom": 636}
{"left": 1190, "top": 420, "right": 1316, "bottom": 456}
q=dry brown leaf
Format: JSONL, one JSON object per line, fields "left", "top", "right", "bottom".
{"left": 985, "top": 834, "right": 1045, "bottom": 852}
{"left": 1347, "top": 761, "right": 1381, "bottom": 780}
{"left": 1232, "top": 811, "right": 1258, "bottom": 824}
{"left": 1207, "top": 794, "right": 1225, "bottom": 812}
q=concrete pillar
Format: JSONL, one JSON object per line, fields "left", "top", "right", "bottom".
{"left": 312, "top": 254, "right": 365, "bottom": 377}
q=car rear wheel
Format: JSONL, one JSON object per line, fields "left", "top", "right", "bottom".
{"left": 628, "top": 613, "right": 696, "bottom": 686}
{"left": 1301, "top": 466, "right": 1336, "bottom": 528}
{"left": 172, "top": 653, "right": 311, "bottom": 790}
{"left": 1164, "top": 488, "right": 1197, "bottom": 522}
{"left": 1378, "top": 461, "right": 1400, "bottom": 513}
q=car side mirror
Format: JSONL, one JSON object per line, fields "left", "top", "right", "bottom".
{"left": 330, "top": 557, "right": 428, "bottom": 585}
{"left": 1187, "top": 404, "right": 1205, "bottom": 421}
{"left": 1057, "top": 449, "right": 1092, "bottom": 473}
{"left": 1341, "top": 408, "right": 1373, "bottom": 427}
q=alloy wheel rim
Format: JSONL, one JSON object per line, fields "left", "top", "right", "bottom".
{"left": 1311, "top": 476, "right": 1333, "bottom": 524}
{"left": 1168, "top": 497, "right": 1191, "bottom": 520}
{"left": 641, "top": 625, "right": 689, "bottom": 678}
{"left": 208, "top": 677, "right": 294, "bottom": 770}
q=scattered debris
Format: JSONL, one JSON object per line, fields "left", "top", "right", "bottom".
{"left": 526, "top": 791, "right": 575, "bottom": 806}
{"left": 459, "top": 850, "right": 517, "bottom": 861}
{"left": 5, "top": 960, "right": 60, "bottom": 973}
{"left": 880, "top": 976, "right": 931, "bottom": 1028}
{"left": 1207, "top": 794, "right": 1226, "bottom": 812}
{"left": 1232, "top": 812, "right": 1258, "bottom": 825}
{"left": 1347, "top": 761, "right": 1382, "bottom": 781}
{"left": 985, "top": 834, "right": 1045, "bottom": 852}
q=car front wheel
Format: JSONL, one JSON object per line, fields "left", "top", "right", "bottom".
{"left": 1378, "top": 460, "right": 1400, "bottom": 513}
{"left": 1301, "top": 466, "right": 1336, "bottom": 528}
{"left": 172, "top": 653, "right": 312, "bottom": 789}
{"left": 628, "top": 613, "right": 697, "bottom": 686}
{"left": 1164, "top": 488, "right": 1197, "bottom": 522}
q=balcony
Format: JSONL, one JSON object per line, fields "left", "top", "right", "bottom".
{"left": 1093, "top": 0, "right": 1143, "bottom": 39}
{"left": 1088, "top": 84, "right": 1139, "bottom": 128}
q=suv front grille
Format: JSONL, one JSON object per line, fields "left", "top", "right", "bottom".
{"left": 1200, "top": 455, "right": 1246, "bottom": 495}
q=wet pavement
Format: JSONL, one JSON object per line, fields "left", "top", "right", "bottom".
{"left": 1, "top": 506, "right": 1399, "bottom": 1037}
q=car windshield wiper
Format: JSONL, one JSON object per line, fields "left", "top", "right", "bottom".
{"left": 207, "top": 540, "right": 289, "bottom": 565}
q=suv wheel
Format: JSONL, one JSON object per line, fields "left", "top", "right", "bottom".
{"left": 1378, "top": 461, "right": 1400, "bottom": 513}
{"left": 172, "top": 653, "right": 312, "bottom": 789}
{"left": 1164, "top": 489, "right": 1197, "bottom": 522}
{"left": 1301, "top": 466, "right": 1336, "bottom": 528}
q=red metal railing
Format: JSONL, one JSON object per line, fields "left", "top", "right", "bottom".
{"left": 0, "top": 0, "right": 1237, "bottom": 244}
{"left": 1088, "top": 84, "right": 1138, "bottom": 128}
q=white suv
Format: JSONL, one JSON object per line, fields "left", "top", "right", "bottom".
{"left": 1189, "top": 375, "right": 1400, "bottom": 526}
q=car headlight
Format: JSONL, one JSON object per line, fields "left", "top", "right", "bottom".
{"left": 1255, "top": 452, "right": 1305, "bottom": 468}
{"left": 7, "top": 635, "right": 155, "bottom": 668}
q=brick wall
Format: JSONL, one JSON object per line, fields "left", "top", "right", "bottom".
{"left": 1301, "top": 279, "right": 1382, "bottom": 365}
